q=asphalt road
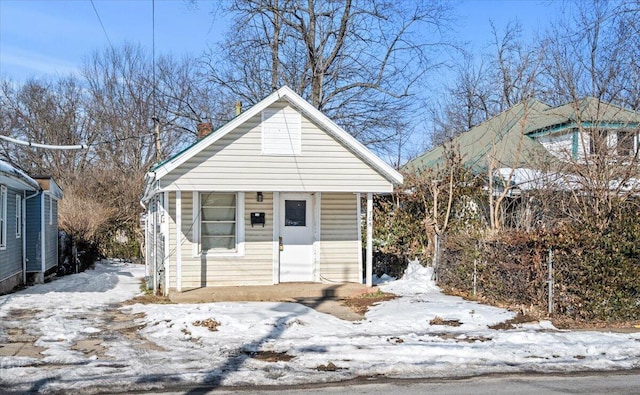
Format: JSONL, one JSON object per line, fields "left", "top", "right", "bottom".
{"left": 156, "top": 371, "right": 640, "bottom": 395}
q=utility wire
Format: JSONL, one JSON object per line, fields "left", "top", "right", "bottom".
{"left": 152, "top": 0, "right": 157, "bottom": 118}
{"left": 90, "top": 0, "right": 114, "bottom": 50}
{"left": 0, "top": 132, "right": 156, "bottom": 150}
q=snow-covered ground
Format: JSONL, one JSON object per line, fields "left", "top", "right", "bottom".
{"left": 1, "top": 261, "right": 638, "bottom": 394}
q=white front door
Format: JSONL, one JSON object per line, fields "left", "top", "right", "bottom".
{"left": 279, "top": 193, "right": 314, "bottom": 282}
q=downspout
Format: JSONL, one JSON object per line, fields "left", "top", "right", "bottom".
{"left": 23, "top": 189, "right": 39, "bottom": 283}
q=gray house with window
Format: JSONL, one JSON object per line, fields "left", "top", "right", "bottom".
{"left": 0, "top": 162, "right": 62, "bottom": 293}
{"left": 25, "top": 176, "right": 63, "bottom": 283}
{"left": 141, "top": 86, "right": 403, "bottom": 295}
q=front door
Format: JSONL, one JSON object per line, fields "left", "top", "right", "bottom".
{"left": 279, "top": 193, "right": 314, "bottom": 282}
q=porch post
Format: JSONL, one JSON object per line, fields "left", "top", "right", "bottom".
{"left": 152, "top": 197, "right": 158, "bottom": 293}
{"left": 163, "top": 191, "right": 170, "bottom": 295}
{"left": 175, "top": 191, "right": 182, "bottom": 292}
{"left": 366, "top": 192, "right": 373, "bottom": 287}
{"left": 356, "top": 193, "right": 362, "bottom": 283}
{"left": 272, "top": 192, "right": 280, "bottom": 284}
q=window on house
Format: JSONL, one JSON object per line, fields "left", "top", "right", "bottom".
{"left": 0, "top": 186, "right": 6, "bottom": 248}
{"left": 16, "top": 195, "right": 22, "bottom": 238}
{"left": 589, "top": 129, "right": 607, "bottom": 155}
{"left": 200, "top": 192, "right": 236, "bottom": 252}
{"left": 262, "top": 107, "right": 302, "bottom": 155}
{"left": 284, "top": 200, "right": 306, "bottom": 226}
{"left": 617, "top": 130, "right": 635, "bottom": 156}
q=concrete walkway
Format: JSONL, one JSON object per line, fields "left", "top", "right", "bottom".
{"left": 168, "top": 283, "right": 374, "bottom": 321}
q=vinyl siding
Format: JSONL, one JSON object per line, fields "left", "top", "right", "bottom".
{"left": 44, "top": 196, "right": 58, "bottom": 272}
{"left": 161, "top": 101, "right": 392, "bottom": 193}
{"left": 536, "top": 132, "right": 574, "bottom": 160}
{"left": 25, "top": 193, "right": 41, "bottom": 272}
{"left": 319, "top": 193, "right": 361, "bottom": 283}
{"left": 175, "top": 192, "right": 274, "bottom": 288}
{"left": 25, "top": 193, "right": 59, "bottom": 273}
{"left": 0, "top": 187, "right": 23, "bottom": 284}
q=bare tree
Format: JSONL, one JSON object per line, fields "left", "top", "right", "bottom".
{"left": 1, "top": 44, "right": 212, "bottom": 257}
{"left": 429, "top": 20, "right": 543, "bottom": 147}
{"left": 202, "top": 0, "right": 454, "bottom": 152}
{"left": 0, "top": 76, "right": 98, "bottom": 179}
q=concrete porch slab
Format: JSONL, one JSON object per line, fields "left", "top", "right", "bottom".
{"left": 168, "top": 283, "right": 374, "bottom": 321}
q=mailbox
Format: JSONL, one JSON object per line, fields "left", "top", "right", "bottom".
{"left": 250, "top": 212, "right": 266, "bottom": 227}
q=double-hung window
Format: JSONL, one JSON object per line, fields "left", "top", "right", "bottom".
{"left": 617, "top": 130, "right": 635, "bottom": 157}
{"left": 589, "top": 129, "right": 607, "bottom": 156}
{"left": 200, "top": 193, "right": 237, "bottom": 253}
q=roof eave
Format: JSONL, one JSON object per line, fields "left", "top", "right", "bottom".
{"left": 152, "top": 86, "right": 403, "bottom": 186}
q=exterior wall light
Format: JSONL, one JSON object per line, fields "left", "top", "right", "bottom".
{"left": 257, "top": 192, "right": 263, "bottom": 202}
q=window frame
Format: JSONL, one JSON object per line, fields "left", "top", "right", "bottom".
{"left": 261, "top": 107, "right": 302, "bottom": 156}
{"left": 15, "top": 194, "right": 22, "bottom": 239}
{"left": 195, "top": 192, "right": 245, "bottom": 257}
{"left": 616, "top": 130, "right": 636, "bottom": 157}
{"left": 588, "top": 129, "right": 608, "bottom": 156}
{"left": 0, "top": 185, "right": 6, "bottom": 249}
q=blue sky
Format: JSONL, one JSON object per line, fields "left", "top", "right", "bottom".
{"left": 0, "top": 0, "right": 561, "bottom": 82}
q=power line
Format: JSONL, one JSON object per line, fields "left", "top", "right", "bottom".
{"left": 152, "top": 0, "right": 157, "bottom": 117}
{"left": 0, "top": 135, "right": 88, "bottom": 150}
{"left": 90, "top": 0, "right": 114, "bottom": 50}
{"left": 0, "top": 132, "right": 156, "bottom": 150}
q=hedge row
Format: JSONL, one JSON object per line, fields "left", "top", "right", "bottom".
{"left": 438, "top": 223, "right": 640, "bottom": 321}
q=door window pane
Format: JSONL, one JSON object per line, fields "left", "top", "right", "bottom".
{"left": 285, "top": 200, "right": 306, "bottom": 226}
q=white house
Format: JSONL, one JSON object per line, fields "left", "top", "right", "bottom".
{"left": 141, "top": 86, "right": 403, "bottom": 294}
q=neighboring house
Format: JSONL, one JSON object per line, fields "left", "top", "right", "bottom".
{"left": 0, "top": 162, "right": 63, "bottom": 294}
{"left": 406, "top": 97, "right": 640, "bottom": 186}
{"left": 141, "top": 86, "right": 403, "bottom": 294}
{"left": 26, "top": 176, "right": 63, "bottom": 283}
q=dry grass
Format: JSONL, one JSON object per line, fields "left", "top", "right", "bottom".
{"left": 342, "top": 290, "right": 396, "bottom": 315}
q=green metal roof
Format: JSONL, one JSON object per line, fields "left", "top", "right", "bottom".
{"left": 406, "top": 99, "right": 554, "bottom": 174}
{"left": 405, "top": 97, "right": 640, "bottom": 175}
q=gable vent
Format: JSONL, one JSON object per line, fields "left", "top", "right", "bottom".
{"left": 262, "top": 107, "right": 302, "bottom": 155}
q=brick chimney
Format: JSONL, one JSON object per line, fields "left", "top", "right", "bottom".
{"left": 197, "top": 122, "right": 213, "bottom": 139}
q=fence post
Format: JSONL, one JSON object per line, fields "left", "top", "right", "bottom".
{"left": 473, "top": 258, "right": 477, "bottom": 297}
{"left": 548, "top": 248, "right": 554, "bottom": 314}
{"left": 432, "top": 233, "right": 440, "bottom": 282}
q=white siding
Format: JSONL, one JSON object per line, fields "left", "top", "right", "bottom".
{"left": 175, "top": 192, "right": 274, "bottom": 288}
{"left": 167, "top": 192, "right": 177, "bottom": 288}
{"left": 536, "top": 132, "right": 574, "bottom": 160}
{"left": 161, "top": 101, "right": 392, "bottom": 193}
{"left": 319, "top": 193, "right": 361, "bottom": 283}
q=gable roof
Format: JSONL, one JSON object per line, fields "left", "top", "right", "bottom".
{"left": 406, "top": 97, "right": 640, "bottom": 175}
{"left": 144, "top": 86, "right": 402, "bottom": 199}
{"left": 406, "top": 99, "right": 555, "bottom": 174}
{"left": 525, "top": 97, "right": 640, "bottom": 134}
